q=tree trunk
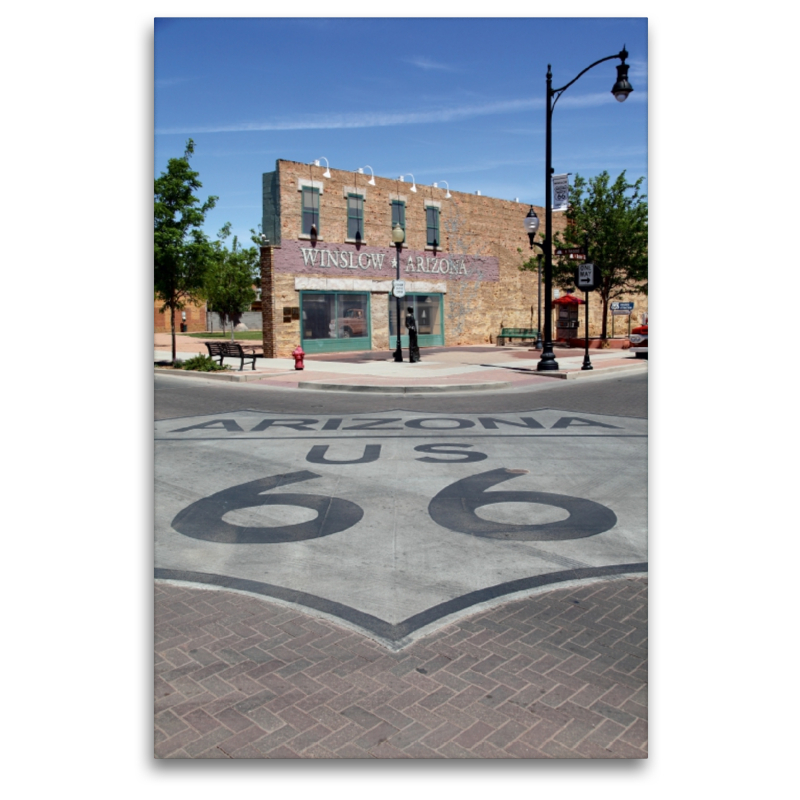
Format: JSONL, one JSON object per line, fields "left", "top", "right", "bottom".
{"left": 170, "top": 305, "right": 177, "bottom": 364}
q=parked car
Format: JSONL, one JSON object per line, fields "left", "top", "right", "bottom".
{"left": 337, "top": 307, "right": 367, "bottom": 338}
{"left": 629, "top": 324, "right": 648, "bottom": 358}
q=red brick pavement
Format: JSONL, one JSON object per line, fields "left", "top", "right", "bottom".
{"left": 155, "top": 577, "right": 647, "bottom": 759}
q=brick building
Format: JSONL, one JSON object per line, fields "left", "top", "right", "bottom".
{"left": 259, "top": 159, "right": 646, "bottom": 358}
{"left": 153, "top": 298, "right": 207, "bottom": 334}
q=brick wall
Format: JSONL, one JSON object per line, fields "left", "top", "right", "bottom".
{"left": 261, "top": 159, "right": 647, "bottom": 356}
{"left": 153, "top": 298, "right": 207, "bottom": 333}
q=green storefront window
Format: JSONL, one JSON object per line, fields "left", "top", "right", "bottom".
{"left": 301, "top": 291, "right": 371, "bottom": 353}
{"left": 389, "top": 293, "right": 444, "bottom": 347}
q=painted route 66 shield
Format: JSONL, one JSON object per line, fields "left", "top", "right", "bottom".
{"left": 155, "top": 409, "right": 647, "bottom": 649}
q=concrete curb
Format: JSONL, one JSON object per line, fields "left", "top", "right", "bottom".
{"left": 296, "top": 381, "right": 513, "bottom": 394}
{"left": 154, "top": 368, "right": 297, "bottom": 383}
{"left": 508, "top": 363, "right": 648, "bottom": 380}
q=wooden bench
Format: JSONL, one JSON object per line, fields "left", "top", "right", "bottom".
{"left": 204, "top": 341, "right": 261, "bottom": 370}
{"left": 497, "top": 328, "right": 539, "bottom": 345}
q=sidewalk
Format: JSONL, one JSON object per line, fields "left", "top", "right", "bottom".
{"left": 156, "top": 577, "right": 647, "bottom": 758}
{"left": 154, "top": 334, "right": 647, "bottom": 393}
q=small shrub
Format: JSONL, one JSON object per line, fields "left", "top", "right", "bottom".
{"left": 177, "top": 354, "right": 229, "bottom": 372}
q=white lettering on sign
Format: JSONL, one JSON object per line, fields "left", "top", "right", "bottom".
{"left": 301, "top": 249, "right": 319, "bottom": 267}
{"left": 577, "top": 264, "right": 595, "bottom": 287}
{"left": 290, "top": 244, "right": 499, "bottom": 281}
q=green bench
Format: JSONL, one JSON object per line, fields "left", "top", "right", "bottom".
{"left": 497, "top": 327, "right": 539, "bottom": 345}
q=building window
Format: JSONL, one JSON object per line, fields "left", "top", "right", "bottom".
{"left": 388, "top": 294, "right": 444, "bottom": 343}
{"left": 426, "top": 206, "right": 440, "bottom": 248}
{"left": 391, "top": 200, "right": 406, "bottom": 240}
{"left": 347, "top": 194, "right": 364, "bottom": 241}
{"left": 302, "top": 187, "right": 320, "bottom": 236}
{"left": 301, "top": 292, "right": 369, "bottom": 341}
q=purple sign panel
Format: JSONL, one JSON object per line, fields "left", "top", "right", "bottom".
{"left": 274, "top": 240, "right": 499, "bottom": 282}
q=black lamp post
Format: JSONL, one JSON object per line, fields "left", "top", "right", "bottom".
{"left": 523, "top": 205, "right": 544, "bottom": 350}
{"left": 537, "top": 47, "right": 633, "bottom": 372}
{"left": 392, "top": 222, "right": 404, "bottom": 362}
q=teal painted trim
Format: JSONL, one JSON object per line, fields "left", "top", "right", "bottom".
{"left": 440, "top": 292, "right": 446, "bottom": 345}
{"left": 346, "top": 193, "right": 364, "bottom": 241}
{"left": 394, "top": 333, "right": 443, "bottom": 348}
{"left": 426, "top": 206, "right": 440, "bottom": 247}
{"left": 301, "top": 187, "right": 320, "bottom": 237}
{"left": 302, "top": 337, "right": 370, "bottom": 354}
{"left": 262, "top": 169, "right": 281, "bottom": 246}
{"left": 391, "top": 200, "right": 406, "bottom": 239}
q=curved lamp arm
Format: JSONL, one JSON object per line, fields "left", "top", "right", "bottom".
{"left": 551, "top": 47, "right": 630, "bottom": 111}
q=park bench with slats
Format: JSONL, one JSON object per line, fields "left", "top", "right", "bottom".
{"left": 497, "top": 327, "right": 539, "bottom": 345}
{"left": 204, "top": 341, "right": 261, "bottom": 370}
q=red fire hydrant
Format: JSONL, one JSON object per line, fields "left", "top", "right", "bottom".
{"left": 292, "top": 345, "right": 305, "bottom": 370}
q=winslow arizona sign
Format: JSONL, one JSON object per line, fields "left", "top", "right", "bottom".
{"left": 155, "top": 409, "right": 647, "bottom": 650}
{"left": 272, "top": 240, "right": 501, "bottom": 282}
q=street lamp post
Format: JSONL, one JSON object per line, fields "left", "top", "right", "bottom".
{"left": 537, "top": 47, "right": 633, "bottom": 372}
{"left": 392, "top": 222, "right": 405, "bottom": 362}
{"left": 523, "top": 205, "right": 544, "bottom": 350}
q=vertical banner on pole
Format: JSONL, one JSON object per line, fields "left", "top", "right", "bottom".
{"left": 553, "top": 174, "right": 570, "bottom": 212}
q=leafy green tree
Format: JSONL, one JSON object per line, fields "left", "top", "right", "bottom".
{"left": 206, "top": 223, "right": 260, "bottom": 340}
{"left": 154, "top": 139, "right": 217, "bottom": 363}
{"left": 552, "top": 171, "right": 648, "bottom": 339}
{"left": 250, "top": 223, "right": 267, "bottom": 249}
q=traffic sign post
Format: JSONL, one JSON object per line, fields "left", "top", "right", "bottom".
{"left": 575, "top": 262, "right": 601, "bottom": 291}
{"left": 610, "top": 301, "right": 634, "bottom": 339}
{"left": 573, "top": 259, "right": 600, "bottom": 371}
{"left": 392, "top": 280, "right": 406, "bottom": 298}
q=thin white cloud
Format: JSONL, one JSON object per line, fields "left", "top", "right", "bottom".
{"left": 405, "top": 57, "right": 458, "bottom": 72}
{"left": 156, "top": 99, "right": 539, "bottom": 134}
{"left": 628, "top": 59, "right": 648, "bottom": 80}
{"left": 155, "top": 92, "right": 646, "bottom": 135}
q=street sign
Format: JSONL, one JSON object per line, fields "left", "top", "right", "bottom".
{"left": 611, "top": 301, "right": 634, "bottom": 315}
{"left": 575, "top": 263, "right": 600, "bottom": 291}
{"left": 553, "top": 174, "right": 570, "bottom": 212}
{"left": 555, "top": 247, "right": 586, "bottom": 261}
{"left": 392, "top": 280, "right": 406, "bottom": 298}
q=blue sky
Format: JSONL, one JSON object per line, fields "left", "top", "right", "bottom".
{"left": 155, "top": 17, "right": 647, "bottom": 248}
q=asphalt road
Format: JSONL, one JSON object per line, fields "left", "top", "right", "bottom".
{"left": 155, "top": 370, "right": 648, "bottom": 421}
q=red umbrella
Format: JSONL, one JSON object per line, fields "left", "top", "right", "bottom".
{"left": 553, "top": 293, "right": 584, "bottom": 305}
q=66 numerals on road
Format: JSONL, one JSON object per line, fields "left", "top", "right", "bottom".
{"left": 171, "top": 469, "right": 617, "bottom": 544}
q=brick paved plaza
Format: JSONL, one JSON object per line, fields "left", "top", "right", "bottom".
{"left": 155, "top": 576, "right": 647, "bottom": 758}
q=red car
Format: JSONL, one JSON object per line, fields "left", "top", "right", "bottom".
{"left": 629, "top": 324, "right": 648, "bottom": 358}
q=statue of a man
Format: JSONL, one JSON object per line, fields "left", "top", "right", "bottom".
{"left": 405, "top": 307, "right": 420, "bottom": 363}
